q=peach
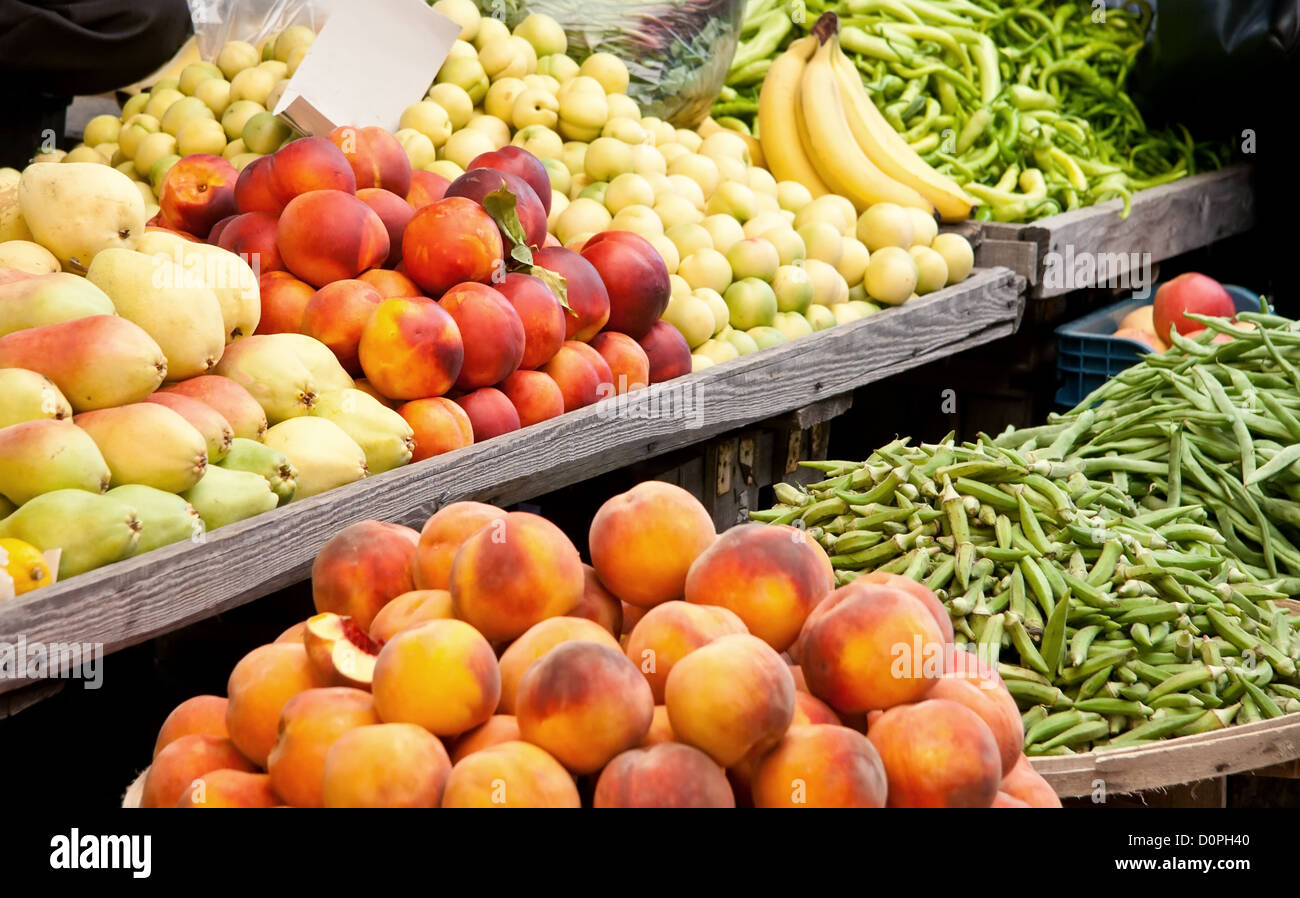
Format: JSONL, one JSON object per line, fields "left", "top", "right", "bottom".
{"left": 567, "top": 340, "right": 614, "bottom": 393}
{"left": 751, "top": 724, "right": 888, "bottom": 808}
{"left": 684, "top": 523, "right": 831, "bottom": 652}
{"left": 233, "top": 154, "right": 283, "bottom": 216}
{"left": 624, "top": 602, "right": 747, "bottom": 702}
{"left": 276, "top": 620, "right": 308, "bottom": 644}
{"left": 446, "top": 167, "right": 547, "bottom": 250}
{"left": 358, "top": 267, "right": 422, "bottom": 298}
{"left": 357, "top": 187, "right": 415, "bottom": 269}
{"left": 1000, "top": 754, "right": 1062, "bottom": 808}
{"left": 855, "top": 570, "right": 954, "bottom": 643}
{"left": 299, "top": 279, "right": 384, "bottom": 375}
{"left": 413, "top": 501, "right": 508, "bottom": 590}
{"left": 469, "top": 146, "right": 552, "bottom": 214}
{"left": 590, "top": 481, "right": 717, "bottom": 608}
{"left": 664, "top": 633, "right": 795, "bottom": 767}
{"left": 153, "top": 695, "right": 230, "bottom": 759}
{"left": 303, "top": 612, "right": 381, "bottom": 689}
{"left": 496, "top": 272, "right": 565, "bottom": 369}
{"left": 926, "top": 668, "right": 1023, "bottom": 775}
{"left": 142, "top": 734, "right": 257, "bottom": 808}
{"left": 798, "top": 583, "right": 946, "bottom": 713}
{"left": 226, "top": 642, "right": 324, "bottom": 767}
{"left": 582, "top": 231, "right": 671, "bottom": 339}
{"left": 867, "top": 698, "right": 1002, "bottom": 808}
{"left": 328, "top": 125, "right": 412, "bottom": 197}
{"left": 450, "top": 714, "right": 521, "bottom": 763}
{"left": 792, "top": 690, "right": 842, "bottom": 727}
{"left": 454, "top": 387, "right": 521, "bottom": 441}
{"left": 450, "top": 511, "right": 584, "bottom": 641}
{"left": 321, "top": 722, "right": 450, "bottom": 807}
{"left": 571, "top": 564, "right": 623, "bottom": 637}
{"left": 369, "top": 589, "right": 454, "bottom": 643}
{"left": 175, "top": 769, "right": 278, "bottom": 808}
{"left": 640, "top": 704, "right": 676, "bottom": 747}
{"left": 588, "top": 331, "right": 649, "bottom": 394}
{"left": 542, "top": 341, "right": 605, "bottom": 412}
{"left": 402, "top": 196, "right": 504, "bottom": 297}
{"left": 515, "top": 641, "right": 654, "bottom": 774}
{"left": 207, "top": 214, "right": 239, "bottom": 245}
{"left": 637, "top": 320, "right": 692, "bottom": 383}
{"left": 215, "top": 211, "right": 284, "bottom": 273}
{"left": 499, "top": 369, "right": 564, "bottom": 427}
{"left": 621, "top": 601, "right": 647, "bottom": 637}
{"left": 400, "top": 396, "right": 474, "bottom": 460}
{"left": 441, "top": 741, "right": 580, "bottom": 807}
{"left": 993, "top": 790, "right": 1032, "bottom": 808}
{"left": 268, "top": 136, "right": 357, "bottom": 204}
{"left": 497, "top": 616, "right": 621, "bottom": 713}
{"left": 311, "top": 520, "right": 419, "bottom": 632}
{"left": 372, "top": 619, "right": 500, "bottom": 736}
{"left": 278, "top": 189, "right": 390, "bottom": 287}
{"left": 266, "top": 687, "right": 380, "bottom": 807}
{"left": 406, "top": 169, "right": 450, "bottom": 209}
{"left": 595, "top": 743, "right": 734, "bottom": 808}
{"left": 359, "top": 296, "right": 464, "bottom": 399}
{"left": 255, "top": 270, "right": 315, "bottom": 335}
{"left": 532, "top": 245, "right": 609, "bottom": 341}
{"left": 159, "top": 153, "right": 238, "bottom": 238}
{"left": 440, "top": 282, "right": 525, "bottom": 389}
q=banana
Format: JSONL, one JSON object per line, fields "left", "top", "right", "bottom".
{"left": 758, "top": 36, "right": 830, "bottom": 198}
{"left": 829, "top": 37, "right": 976, "bottom": 221}
{"left": 799, "top": 36, "right": 934, "bottom": 214}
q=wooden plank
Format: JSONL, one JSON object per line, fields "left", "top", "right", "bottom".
{"left": 0, "top": 268, "right": 1024, "bottom": 692}
{"left": 1030, "top": 712, "right": 1300, "bottom": 798}
{"left": 766, "top": 393, "right": 853, "bottom": 431}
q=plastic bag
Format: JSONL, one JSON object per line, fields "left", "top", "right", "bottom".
{"left": 485, "top": 0, "right": 746, "bottom": 127}
{"left": 186, "top": 0, "right": 341, "bottom": 61}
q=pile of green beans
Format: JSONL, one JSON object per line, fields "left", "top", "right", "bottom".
{"left": 749, "top": 434, "right": 1300, "bottom": 754}
{"left": 715, "top": 0, "right": 1226, "bottom": 221}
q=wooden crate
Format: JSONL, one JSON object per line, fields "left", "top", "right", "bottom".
{"left": 0, "top": 268, "right": 1025, "bottom": 694}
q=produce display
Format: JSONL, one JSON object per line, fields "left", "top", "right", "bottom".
{"left": 720, "top": 1, "right": 1224, "bottom": 220}
{"left": 134, "top": 483, "right": 1061, "bottom": 807}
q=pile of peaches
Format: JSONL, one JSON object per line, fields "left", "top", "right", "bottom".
{"left": 157, "top": 129, "right": 686, "bottom": 458}
{"left": 140, "top": 481, "right": 1062, "bottom": 808}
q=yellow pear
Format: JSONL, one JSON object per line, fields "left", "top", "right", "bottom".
{"left": 0, "top": 368, "right": 72, "bottom": 427}
{"left": 75, "top": 402, "right": 209, "bottom": 493}
{"left": 262, "top": 417, "right": 367, "bottom": 500}
{"left": 0, "top": 167, "right": 33, "bottom": 242}
{"left": 213, "top": 334, "right": 317, "bottom": 424}
{"left": 133, "top": 231, "right": 260, "bottom": 341}
{"left": 310, "top": 389, "right": 414, "bottom": 474}
{"left": 0, "top": 271, "right": 115, "bottom": 336}
{"left": 0, "top": 419, "right": 112, "bottom": 504}
{"left": 17, "top": 163, "right": 146, "bottom": 272}
{"left": 274, "top": 333, "right": 355, "bottom": 394}
{"left": 0, "top": 489, "right": 140, "bottom": 578}
{"left": 85, "top": 247, "right": 227, "bottom": 379}
{"left": 0, "top": 239, "right": 59, "bottom": 274}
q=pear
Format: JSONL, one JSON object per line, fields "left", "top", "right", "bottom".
{"left": 0, "top": 239, "right": 60, "bottom": 274}
{"left": 0, "top": 271, "right": 115, "bottom": 337}
{"left": 213, "top": 334, "right": 317, "bottom": 423}
{"left": 17, "top": 163, "right": 146, "bottom": 272}
{"left": 0, "top": 489, "right": 141, "bottom": 578}
{"left": 85, "top": 247, "right": 227, "bottom": 380}
{"left": 0, "top": 418, "right": 111, "bottom": 504}
{"left": 159, "top": 374, "right": 267, "bottom": 441}
{"left": 219, "top": 437, "right": 298, "bottom": 505}
{"left": 145, "top": 392, "right": 233, "bottom": 463}
{"left": 0, "top": 315, "right": 166, "bottom": 411}
{"left": 0, "top": 368, "right": 72, "bottom": 426}
{"left": 74, "top": 403, "right": 208, "bottom": 493}
{"left": 262, "top": 417, "right": 367, "bottom": 500}
{"left": 311, "top": 389, "right": 414, "bottom": 474}
{"left": 133, "top": 232, "right": 261, "bottom": 341}
{"left": 181, "top": 465, "right": 279, "bottom": 531}
{"left": 276, "top": 333, "right": 355, "bottom": 394}
{"left": 0, "top": 167, "right": 33, "bottom": 242}
{"left": 0, "top": 495, "right": 13, "bottom": 518}
{"left": 106, "top": 484, "right": 202, "bottom": 553}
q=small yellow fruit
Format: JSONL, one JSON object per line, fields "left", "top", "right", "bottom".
{"left": 176, "top": 118, "right": 229, "bottom": 156}
{"left": 857, "top": 202, "right": 914, "bottom": 252}
{"left": 0, "top": 538, "right": 53, "bottom": 596}
{"left": 144, "top": 88, "right": 184, "bottom": 121}
{"left": 512, "top": 124, "right": 563, "bottom": 160}
{"left": 555, "top": 197, "right": 612, "bottom": 245}
{"left": 217, "top": 40, "right": 260, "bottom": 79}
{"left": 121, "top": 93, "right": 150, "bottom": 119}
{"left": 654, "top": 194, "right": 703, "bottom": 230}
{"left": 584, "top": 137, "right": 634, "bottom": 182}
{"left": 426, "top": 83, "right": 474, "bottom": 130}
{"left": 604, "top": 173, "right": 654, "bottom": 214}
{"left": 220, "top": 100, "right": 264, "bottom": 141}
{"left": 909, "top": 246, "right": 949, "bottom": 294}
{"left": 273, "top": 25, "right": 315, "bottom": 64}
{"left": 160, "top": 96, "right": 214, "bottom": 137}
{"left": 484, "top": 77, "right": 526, "bottom": 124}
{"left": 433, "top": 0, "right": 481, "bottom": 42}
{"left": 907, "top": 207, "right": 939, "bottom": 246}
{"left": 606, "top": 94, "right": 641, "bottom": 121}
{"left": 836, "top": 237, "right": 871, "bottom": 287}
{"left": 440, "top": 128, "right": 496, "bottom": 170}
{"left": 556, "top": 76, "right": 609, "bottom": 141}
{"left": 479, "top": 36, "right": 537, "bottom": 81}
{"left": 194, "top": 78, "right": 232, "bottom": 117}
{"left": 133, "top": 131, "right": 177, "bottom": 177}
{"left": 466, "top": 114, "right": 510, "bottom": 149}
{"left": 511, "top": 88, "right": 559, "bottom": 130}
{"left": 930, "top": 233, "right": 974, "bottom": 284}
{"left": 580, "top": 52, "right": 630, "bottom": 95}
{"left": 537, "top": 54, "right": 580, "bottom": 83}
{"left": 473, "top": 15, "right": 510, "bottom": 51}
{"left": 83, "top": 114, "right": 121, "bottom": 147}
{"left": 394, "top": 128, "right": 437, "bottom": 169}
{"left": 864, "top": 246, "right": 920, "bottom": 306}
{"left": 514, "top": 13, "right": 567, "bottom": 57}
{"left": 63, "top": 145, "right": 106, "bottom": 164}
{"left": 400, "top": 100, "right": 453, "bottom": 147}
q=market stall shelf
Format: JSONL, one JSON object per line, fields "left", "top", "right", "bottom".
{"left": 0, "top": 267, "right": 1025, "bottom": 693}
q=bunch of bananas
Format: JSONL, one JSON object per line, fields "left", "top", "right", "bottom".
{"left": 759, "top": 13, "right": 975, "bottom": 222}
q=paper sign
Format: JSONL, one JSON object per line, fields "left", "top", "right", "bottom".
{"left": 275, "top": 0, "right": 461, "bottom": 134}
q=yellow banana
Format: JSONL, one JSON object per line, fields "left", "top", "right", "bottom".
{"left": 829, "top": 36, "right": 976, "bottom": 221}
{"left": 799, "top": 35, "right": 934, "bottom": 214}
{"left": 758, "top": 36, "right": 830, "bottom": 198}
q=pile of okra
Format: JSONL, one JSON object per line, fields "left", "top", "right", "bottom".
{"left": 751, "top": 429, "right": 1300, "bottom": 754}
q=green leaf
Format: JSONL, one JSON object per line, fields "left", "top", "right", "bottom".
{"left": 530, "top": 265, "right": 572, "bottom": 313}
{"left": 482, "top": 184, "right": 531, "bottom": 254}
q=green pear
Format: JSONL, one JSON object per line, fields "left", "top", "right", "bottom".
{"left": 262, "top": 417, "right": 367, "bottom": 500}
{"left": 213, "top": 334, "right": 318, "bottom": 424}
{"left": 311, "top": 389, "right": 414, "bottom": 475}
{"left": 0, "top": 419, "right": 111, "bottom": 504}
{"left": 219, "top": 437, "right": 297, "bottom": 505}
{"left": 85, "top": 247, "right": 227, "bottom": 380}
{"left": 17, "top": 163, "right": 147, "bottom": 272}
{"left": 133, "top": 232, "right": 261, "bottom": 341}
{"left": 106, "top": 484, "right": 202, "bottom": 553}
{"left": 74, "top": 402, "right": 208, "bottom": 493}
{"left": 0, "top": 489, "right": 141, "bottom": 578}
{"left": 0, "top": 272, "right": 115, "bottom": 336}
{"left": 181, "top": 465, "right": 278, "bottom": 530}
{"left": 0, "top": 368, "right": 72, "bottom": 426}
{"left": 276, "top": 333, "right": 355, "bottom": 394}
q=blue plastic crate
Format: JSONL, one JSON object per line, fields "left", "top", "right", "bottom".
{"left": 1055, "top": 283, "right": 1267, "bottom": 410}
